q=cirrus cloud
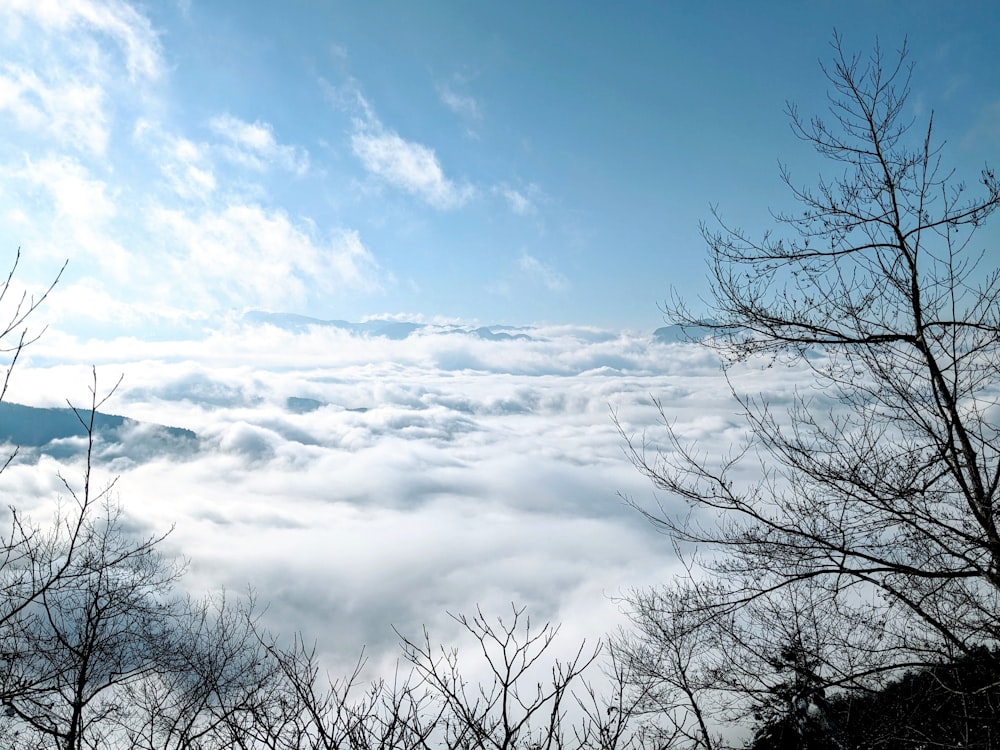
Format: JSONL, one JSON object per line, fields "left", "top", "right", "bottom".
{"left": 519, "top": 251, "right": 569, "bottom": 292}
{"left": 4, "top": 0, "right": 162, "bottom": 82}
{"left": 351, "top": 128, "right": 475, "bottom": 209}
{"left": 209, "top": 114, "right": 310, "bottom": 175}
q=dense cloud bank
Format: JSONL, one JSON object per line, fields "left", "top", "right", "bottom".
{"left": 1, "top": 320, "right": 799, "bottom": 675}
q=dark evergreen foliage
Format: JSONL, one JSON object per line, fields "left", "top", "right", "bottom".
{"left": 752, "top": 649, "right": 1000, "bottom": 750}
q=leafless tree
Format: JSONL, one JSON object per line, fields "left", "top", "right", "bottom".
{"left": 0, "top": 257, "right": 125, "bottom": 734}
{"left": 3, "top": 497, "right": 182, "bottom": 750}
{"left": 0, "top": 251, "right": 74, "bottom": 641}
{"left": 119, "top": 590, "right": 277, "bottom": 750}
{"left": 182, "top": 603, "right": 664, "bottom": 750}
{"left": 620, "top": 32, "right": 1000, "bottom": 739}
{"left": 572, "top": 638, "right": 678, "bottom": 750}
{"left": 613, "top": 582, "right": 723, "bottom": 750}
{"left": 395, "top": 604, "right": 667, "bottom": 750}
{"left": 398, "top": 605, "right": 597, "bottom": 750}
{"left": 0, "top": 248, "right": 64, "bottom": 408}
{"left": 0, "top": 376, "right": 283, "bottom": 750}
{"left": 222, "top": 632, "right": 443, "bottom": 750}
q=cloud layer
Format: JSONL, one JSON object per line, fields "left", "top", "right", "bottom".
{"left": 1, "top": 321, "right": 780, "bottom": 676}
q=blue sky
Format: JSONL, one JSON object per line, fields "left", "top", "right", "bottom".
{"left": 1, "top": 1, "right": 997, "bottom": 335}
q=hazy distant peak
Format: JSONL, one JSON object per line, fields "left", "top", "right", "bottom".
{"left": 242, "top": 311, "right": 536, "bottom": 342}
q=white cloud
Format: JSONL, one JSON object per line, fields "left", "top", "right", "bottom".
{"left": 319, "top": 76, "right": 376, "bottom": 123}
{"left": 8, "top": 323, "right": 730, "bottom": 675}
{"left": 5, "top": 0, "right": 163, "bottom": 82}
{"left": 6, "top": 155, "right": 131, "bottom": 280}
{"left": 42, "top": 281, "right": 143, "bottom": 327}
{"left": 0, "top": 16, "right": 384, "bottom": 336}
{"left": 332, "top": 81, "right": 474, "bottom": 209}
{"left": 329, "top": 44, "right": 349, "bottom": 64}
{"left": 148, "top": 204, "right": 381, "bottom": 311}
{"left": 503, "top": 188, "right": 533, "bottom": 215}
{"left": 0, "top": 3, "right": 382, "bottom": 332}
{"left": 314, "top": 73, "right": 478, "bottom": 210}
{"left": 16, "top": 155, "right": 116, "bottom": 223}
{"left": 518, "top": 251, "right": 569, "bottom": 292}
{"left": 208, "top": 114, "right": 309, "bottom": 175}
{"left": 351, "top": 129, "right": 474, "bottom": 209}
{"left": 0, "top": 0, "right": 164, "bottom": 158}
{"left": 133, "top": 120, "right": 218, "bottom": 200}
{"left": 0, "top": 64, "right": 109, "bottom": 156}
{"left": 435, "top": 70, "right": 483, "bottom": 141}
{"left": 438, "top": 84, "right": 482, "bottom": 123}
{"left": 496, "top": 183, "right": 542, "bottom": 216}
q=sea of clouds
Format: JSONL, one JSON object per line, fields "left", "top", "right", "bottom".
{"left": 0, "top": 318, "right": 810, "bottom": 678}
{"left": 0, "top": 1, "right": 768, "bottom": 681}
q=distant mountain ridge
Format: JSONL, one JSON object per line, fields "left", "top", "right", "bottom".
{"left": 244, "top": 311, "right": 709, "bottom": 343}
{"left": 0, "top": 402, "right": 197, "bottom": 461}
{"left": 243, "top": 311, "right": 534, "bottom": 342}
{"left": 652, "top": 323, "right": 716, "bottom": 343}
